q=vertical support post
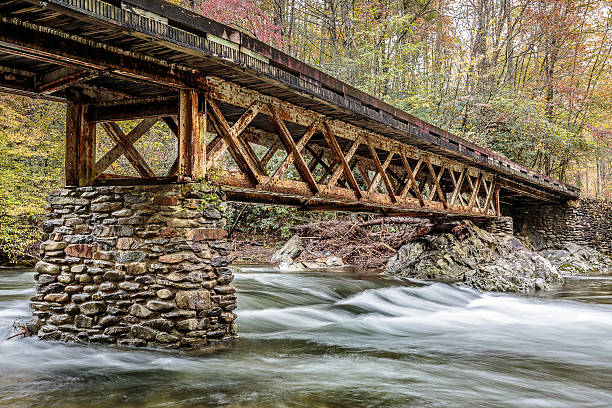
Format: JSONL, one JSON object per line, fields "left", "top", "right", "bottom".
{"left": 495, "top": 185, "right": 501, "bottom": 216}
{"left": 179, "top": 89, "right": 202, "bottom": 181}
{"left": 193, "top": 94, "right": 207, "bottom": 179}
{"left": 66, "top": 102, "right": 95, "bottom": 186}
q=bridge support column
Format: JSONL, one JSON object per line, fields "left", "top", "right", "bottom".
{"left": 31, "top": 183, "right": 236, "bottom": 349}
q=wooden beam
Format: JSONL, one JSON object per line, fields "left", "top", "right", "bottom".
{"left": 368, "top": 143, "right": 396, "bottom": 202}
{"left": 178, "top": 89, "right": 194, "bottom": 181}
{"left": 449, "top": 167, "right": 466, "bottom": 208}
{"left": 483, "top": 178, "right": 495, "bottom": 215}
{"left": 66, "top": 102, "right": 95, "bottom": 186}
{"left": 326, "top": 138, "right": 361, "bottom": 189}
{"left": 399, "top": 158, "right": 423, "bottom": 199}
{"left": 367, "top": 151, "right": 394, "bottom": 194}
{"left": 357, "top": 160, "right": 372, "bottom": 190}
{"left": 322, "top": 122, "right": 362, "bottom": 199}
{"left": 38, "top": 67, "right": 100, "bottom": 95}
{"left": 399, "top": 149, "right": 424, "bottom": 206}
{"left": 95, "top": 118, "right": 157, "bottom": 175}
{"left": 205, "top": 95, "right": 264, "bottom": 184}
{"left": 467, "top": 173, "right": 483, "bottom": 211}
{"left": 162, "top": 116, "right": 179, "bottom": 138}
{"left": 495, "top": 185, "right": 501, "bottom": 216}
{"left": 89, "top": 98, "right": 179, "bottom": 122}
{"left": 260, "top": 140, "right": 281, "bottom": 169}
{"left": 424, "top": 157, "right": 447, "bottom": 208}
{"left": 270, "top": 119, "right": 318, "bottom": 182}
{"left": 269, "top": 108, "right": 319, "bottom": 194}
{"left": 101, "top": 122, "right": 155, "bottom": 178}
{"left": 193, "top": 95, "right": 206, "bottom": 179}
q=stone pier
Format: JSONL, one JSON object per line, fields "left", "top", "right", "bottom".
{"left": 30, "top": 184, "right": 237, "bottom": 349}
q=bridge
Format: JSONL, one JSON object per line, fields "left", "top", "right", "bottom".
{"left": 2, "top": 0, "right": 584, "bottom": 348}
{"left": 0, "top": 0, "right": 578, "bottom": 218}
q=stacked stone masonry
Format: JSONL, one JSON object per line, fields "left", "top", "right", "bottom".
{"left": 509, "top": 198, "right": 611, "bottom": 255}
{"left": 473, "top": 216, "right": 514, "bottom": 236}
{"left": 31, "top": 184, "right": 237, "bottom": 349}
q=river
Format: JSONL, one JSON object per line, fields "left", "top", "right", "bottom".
{"left": 1, "top": 267, "right": 611, "bottom": 407}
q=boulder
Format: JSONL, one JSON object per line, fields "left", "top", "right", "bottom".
{"left": 271, "top": 235, "right": 303, "bottom": 264}
{"left": 385, "top": 221, "right": 564, "bottom": 293}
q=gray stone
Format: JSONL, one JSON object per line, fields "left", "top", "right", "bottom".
{"left": 131, "top": 325, "right": 157, "bottom": 340}
{"left": 175, "top": 290, "right": 211, "bottom": 310}
{"left": 119, "top": 281, "right": 140, "bottom": 291}
{"left": 146, "top": 300, "right": 175, "bottom": 312}
{"left": 99, "top": 315, "right": 120, "bottom": 327}
{"left": 145, "top": 318, "right": 175, "bottom": 331}
{"left": 80, "top": 301, "right": 106, "bottom": 316}
{"left": 35, "top": 261, "right": 60, "bottom": 275}
{"left": 156, "top": 289, "right": 173, "bottom": 299}
{"left": 271, "top": 235, "right": 303, "bottom": 263}
{"left": 72, "top": 293, "right": 91, "bottom": 303}
{"left": 99, "top": 282, "right": 116, "bottom": 292}
{"left": 116, "top": 251, "right": 146, "bottom": 263}
{"left": 129, "top": 303, "right": 152, "bottom": 318}
{"left": 75, "top": 314, "right": 94, "bottom": 328}
{"left": 155, "top": 332, "right": 179, "bottom": 343}
{"left": 103, "top": 270, "right": 125, "bottom": 282}
{"left": 38, "top": 274, "right": 56, "bottom": 285}
{"left": 57, "top": 274, "right": 72, "bottom": 284}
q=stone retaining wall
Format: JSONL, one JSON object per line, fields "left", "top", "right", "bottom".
{"left": 473, "top": 216, "right": 514, "bottom": 236}
{"left": 31, "top": 184, "right": 237, "bottom": 349}
{"left": 509, "top": 198, "right": 611, "bottom": 255}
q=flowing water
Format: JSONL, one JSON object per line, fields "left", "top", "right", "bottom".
{"left": 1, "top": 267, "right": 611, "bottom": 407}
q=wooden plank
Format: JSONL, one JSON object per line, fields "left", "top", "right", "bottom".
{"left": 398, "top": 149, "right": 424, "bottom": 206}
{"left": 102, "top": 122, "right": 155, "bottom": 177}
{"left": 38, "top": 68, "right": 100, "bottom": 95}
{"left": 95, "top": 118, "right": 157, "bottom": 175}
{"left": 269, "top": 108, "right": 319, "bottom": 193}
{"left": 322, "top": 122, "right": 362, "bottom": 199}
{"left": 368, "top": 142, "right": 396, "bottom": 202}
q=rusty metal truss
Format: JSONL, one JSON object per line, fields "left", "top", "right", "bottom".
{"left": 78, "top": 76, "right": 502, "bottom": 217}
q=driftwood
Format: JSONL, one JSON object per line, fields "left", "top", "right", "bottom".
{"left": 290, "top": 217, "right": 473, "bottom": 268}
{"left": 358, "top": 217, "right": 426, "bottom": 228}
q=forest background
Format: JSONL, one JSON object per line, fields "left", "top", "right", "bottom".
{"left": 0, "top": 0, "right": 610, "bottom": 263}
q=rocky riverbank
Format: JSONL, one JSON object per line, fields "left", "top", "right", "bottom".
{"left": 385, "top": 220, "right": 611, "bottom": 293}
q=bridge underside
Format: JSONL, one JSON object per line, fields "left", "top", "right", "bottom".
{"left": 0, "top": 0, "right": 578, "bottom": 218}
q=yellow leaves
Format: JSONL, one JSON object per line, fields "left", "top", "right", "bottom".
{"left": 0, "top": 94, "right": 64, "bottom": 261}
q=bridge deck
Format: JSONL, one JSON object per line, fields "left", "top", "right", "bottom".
{"left": 0, "top": 0, "right": 579, "bottom": 217}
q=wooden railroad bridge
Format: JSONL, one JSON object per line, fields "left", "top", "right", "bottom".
{"left": 0, "top": 0, "right": 579, "bottom": 217}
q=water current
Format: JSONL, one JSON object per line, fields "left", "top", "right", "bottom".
{"left": 1, "top": 267, "right": 611, "bottom": 407}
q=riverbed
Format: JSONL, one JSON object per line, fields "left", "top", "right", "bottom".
{"left": 1, "top": 267, "right": 611, "bottom": 407}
